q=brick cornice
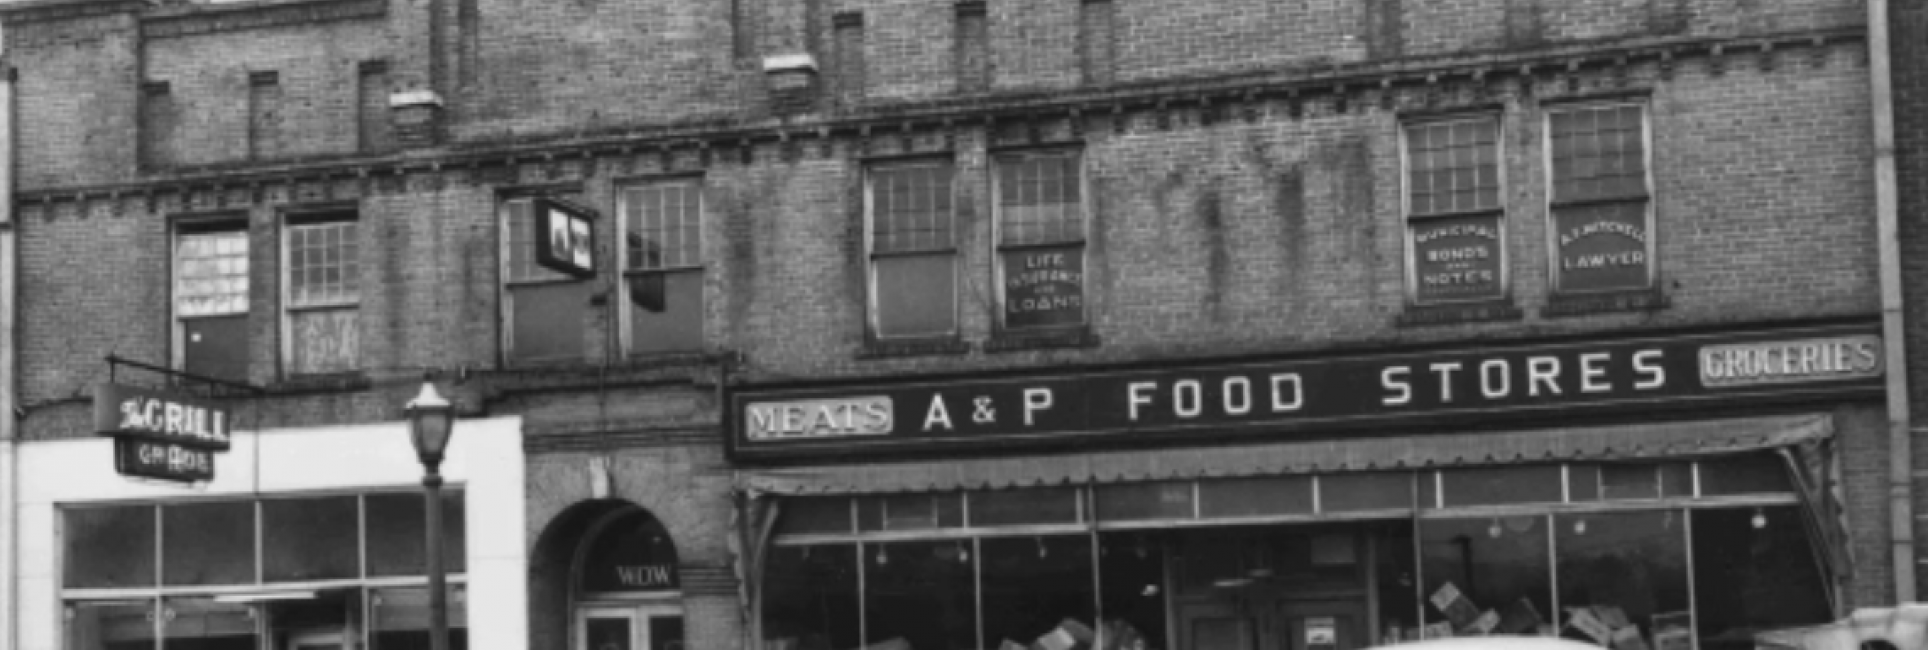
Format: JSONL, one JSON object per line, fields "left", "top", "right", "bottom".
{"left": 11, "top": 27, "right": 1865, "bottom": 207}
{"left": 0, "top": 0, "right": 144, "bottom": 26}
{"left": 140, "top": 0, "right": 385, "bottom": 39}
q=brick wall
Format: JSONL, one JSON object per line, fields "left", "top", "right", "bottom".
{"left": 1886, "top": 0, "right": 1928, "bottom": 598}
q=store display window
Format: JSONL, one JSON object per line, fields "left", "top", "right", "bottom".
{"left": 1691, "top": 506, "right": 1830, "bottom": 650}
{"left": 865, "top": 541, "right": 977, "bottom": 650}
{"left": 1554, "top": 512, "right": 1690, "bottom": 649}
{"left": 762, "top": 545, "right": 860, "bottom": 650}
{"left": 981, "top": 536, "right": 1096, "bottom": 650}
{"left": 1419, "top": 517, "right": 1554, "bottom": 637}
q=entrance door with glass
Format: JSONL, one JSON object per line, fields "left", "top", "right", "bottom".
{"left": 578, "top": 605, "right": 684, "bottom": 650}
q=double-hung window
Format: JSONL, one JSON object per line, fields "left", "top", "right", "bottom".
{"left": 994, "top": 150, "right": 1087, "bottom": 331}
{"left": 282, "top": 212, "right": 360, "bottom": 375}
{"left": 620, "top": 180, "right": 706, "bottom": 355}
{"left": 174, "top": 221, "right": 250, "bottom": 383}
{"left": 1404, "top": 116, "right": 1505, "bottom": 305}
{"left": 1546, "top": 103, "right": 1655, "bottom": 294}
{"left": 867, "top": 161, "right": 957, "bottom": 339}
{"left": 502, "top": 197, "right": 589, "bottom": 364}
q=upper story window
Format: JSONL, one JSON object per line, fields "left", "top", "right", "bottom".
{"left": 994, "top": 150, "right": 1087, "bottom": 332}
{"left": 282, "top": 213, "right": 360, "bottom": 375}
{"left": 174, "top": 221, "right": 250, "bottom": 383}
{"left": 867, "top": 161, "right": 957, "bottom": 339}
{"left": 1403, "top": 116, "right": 1505, "bottom": 305}
{"left": 620, "top": 180, "right": 706, "bottom": 355}
{"left": 502, "top": 196, "right": 588, "bottom": 365}
{"left": 1546, "top": 103, "right": 1655, "bottom": 294}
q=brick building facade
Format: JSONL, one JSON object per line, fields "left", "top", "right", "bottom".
{"left": 0, "top": 0, "right": 1906, "bottom": 649}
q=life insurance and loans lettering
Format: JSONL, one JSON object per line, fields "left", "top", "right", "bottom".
{"left": 729, "top": 324, "right": 1885, "bottom": 459}
{"left": 1700, "top": 336, "right": 1882, "bottom": 387}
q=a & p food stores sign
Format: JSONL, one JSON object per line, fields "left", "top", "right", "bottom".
{"left": 727, "top": 321, "right": 1884, "bottom": 461}
{"left": 93, "top": 383, "right": 232, "bottom": 483}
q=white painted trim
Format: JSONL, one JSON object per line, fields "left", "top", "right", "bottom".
{"left": 387, "top": 90, "right": 445, "bottom": 108}
{"left": 760, "top": 54, "right": 818, "bottom": 73}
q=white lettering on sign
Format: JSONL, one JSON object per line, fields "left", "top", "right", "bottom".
{"left": 1379, "top": 350, "right": 1668, "bottom": 405}
{"left": 744, "top": 397, "right": 893, "bottom": 440}
{"left": 613, "top": 565, "right": 675, "bottom": 588}
{"left": 1129, "top": 374, "right": 1303, "bottom": 421}
{"left": 135, "top": 442, "right": 213, "bottom": 475}
{"left": 117, "top": 397, "right": 229, "bottom": 445}
{"left": 1699, "top": 336, "right": 1882, "bottom": 387}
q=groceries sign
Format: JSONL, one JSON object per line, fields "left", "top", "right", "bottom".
{"left": 728, "top": 323, "right": 1882, "bottom": 460}
{"left": 93, "top": 383, "right": 232, "bottom": 483}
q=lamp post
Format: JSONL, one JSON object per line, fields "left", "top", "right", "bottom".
{"left": 405, "top": 381, "right": 455, "bottom": 650}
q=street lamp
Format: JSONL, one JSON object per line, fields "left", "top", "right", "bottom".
{"left": 405, "top": 381, "right": 456, "bottom": 650}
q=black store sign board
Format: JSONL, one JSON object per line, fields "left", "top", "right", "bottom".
{"left": 94, "top": 382, "right": 232, "bottom": 483}
{"left": 115, "top": 440, "right": 216, "bottom": 483}
{"left": 729, "top": 322, "right": 1883, "bottom": 461}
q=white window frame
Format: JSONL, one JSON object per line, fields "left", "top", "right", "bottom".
{"left": 1541, "top": 100, "right": 1658, "bottom": 295}
{"left": 615, "top": 179, "right": 707, "bottom": 356}
{"left": 170, "top": 218, "right": 251, "bottom": 374}
{"left": 279, "top": 211, "right": 361, "bottom": 376}
{"left": 865, "top": 158, "right": 960, "bottom": 340}
{"left": 990, "top": 148, "right": 1091, "bottom": 332}
{"left": 1398, "top": 113, "right": 1510, "bottom": 306}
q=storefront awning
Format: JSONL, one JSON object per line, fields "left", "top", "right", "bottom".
{"left": 735, "top": 413, "right": 1832, "bottom": 495}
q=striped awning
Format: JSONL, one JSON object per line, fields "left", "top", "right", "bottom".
{"left": 735, "top": 413, "right": 1832, "bottom": 495}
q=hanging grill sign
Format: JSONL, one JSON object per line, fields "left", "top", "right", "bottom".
{"left": 93, "top": 383, "right": 231, "bottom": 483}
{"left": 533, "top": 197, "right": 599, "bottom": 279}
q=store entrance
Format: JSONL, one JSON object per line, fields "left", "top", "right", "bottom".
{"left": 1169, "top": 523, "right": 1408, "bottom": 650}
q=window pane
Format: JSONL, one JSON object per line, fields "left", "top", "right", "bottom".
{"left": 1410, "top": 213, "right": 1504, "bottom": 304}
{"left": 1556, "top": 511, "right": 1691, "bottom": 648}
{"left": 1098, "top": 531, "right": 1166, "bottom": 648}
{"left": 161, "top": 502, "right": 254, "bottom": 586}
{"left": 262, "top": 496, "right": 359, "bottom": 582}
{"left": 1699, "top": 454, "right": 1793, "bottom": 496}
{"left": 1419, "top": 516, "right": 1552, "bottom": 635}
{"left": 67, "top": 599, "right": 156, "bottom": 650}
{"left": 263, "top": 591, "right": 358, "bottom": 650}
{"left": 288, "top": 306, "right": 360, "bottom": 374}
{"left": 629, "top": 269, "right": 704, "bottom": 354}
{"left": 1691, "top": 507, "right": 1830, "bottom": 650}
{"left": 1405, "top": 119, "right": 1500, "bottom": 215}
{"left": 775, "top": 497, "right": 853, "bottom": 536}
{"left": 372, "top": 586, "right": 471, "bottom": 650}
{"left": 762, "top": 545, "right": 860, "bottom": 650}
{"left": 998, "top": 153, "right": 1083, "bottom": 246}
{"left": 1095, "top": 481, "right": 1193, "bottom": 522}
{"left": 858, "top": 493, "right": 962, "bottom": 532}
{"left": 1550, "top": 105, "right": 1647, "bottom": 204}
{"left": 509, "top": 282, "right": 588, "bottom": 363}
{"left": 366, "top": 492, "right": 467, "bottom": 577}
{"left": 286, "top": 221, "right": 358, "bottom": 307}
{"left": 1551, "top": 200, "right": 1651, "bottom": 293}
{"left": 184, "top": 315, "right": 250, "bottom": 384}
{"left": 872, "top": 164, "right": 955, "bottom": 253}
{"left": 874, "top": 253, "right": 957, "bottom": 338}
{"left": 626, "top": 183, "right": 704, "bottom": 270}
{"left": 981, "top": 536, "right": 1095, "bottom": 650}
{"left": 1198, "top": 475, "right": 1314, "bottom": 518}
{"left": 1001, "top": 245, "right": 1085, "bottom": 330}
{"left": 176, "top": 230, "right": 249, "bottom": 318}
{"left": 161, "top": 598, "right": 253, "bottom": 650}
{"left": 969, "top": 487, "right": 1080, "bottom": 527}
{"left": 1598, "top": 463, "right": 1661, "bottom": 500}
{"left": 1440, "top": 466, "right": 1563, "bottom": 507}
{"left": 65, "top": 506, "right": 157, "bottom": 589}
{"left": 865, "top": 541, "right": 975, "bottom": 650}
{"left": 1320, "top": 473, "right": 1414, "bottom": 513}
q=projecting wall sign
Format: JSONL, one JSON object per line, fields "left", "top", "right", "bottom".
{"left": 727, "top": 321, "right": 1884, "bottom": 461}
{"left": 93, "top": 382, "right": 232, "bottom": 483}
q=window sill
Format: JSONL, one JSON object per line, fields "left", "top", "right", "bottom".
{"left": 266, "top": 371, "right": 371, "bottom": 395}
{"left": 1394, "top": 302, "right": 1525, "bottom": 328}
{"left": 1541, "top": 289, "right": 1670, "bottom": 318}
{"left": 858, "top": 338, "right": 973, "bottom": 360}
{"left": 983, "top": 327, "right": 1101, "bottom": 353}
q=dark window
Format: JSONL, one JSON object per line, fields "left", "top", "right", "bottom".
{"left": 1418, "top": 516, "right": 1553, "bottom": 635}
{"left": 1547, "top": 104, "right": 1654, "bottom": 294}
{"left": 762, "top": 545, "right": 860, "bottom": 650}
{"left": 857, "top": 493, "right": 963, "bottom": 532}
{"left": 161, "top": 502, "right": 254, "bottom": 586}
{"left": 1699, "top": 454, "right": 1793, "bottom": 496}
{"left": 776, "top": 497, "right": 853, "bottom": 536}
{"left": 1095, "top": 481, "right": 1193, "bottom": 522}
{"left": 622, "top": 181, "right": 705, "bottom": 354}
{"left": 1440, "top": 465, "right": 1563, "bottom": 507}
{"left": 284, "top": 215, "right": 361, "bottom": 375}
{"left": 1404, "top": 117, "right": 1504, "bottom": 304}
{"left": 579, "top": 510, "right": 681, "bottom": 593}
{"left": 869, "top": 162, "right": 957, "bottom": 339}
{"left": 1199, "top": 475, "right": 1314, "bottom": 518}
{"left": 1321, "top": 472, "right": 1415, "bottom": 512}
{"left": 996, "top": 151, "right": 1087, "bottom": 331}
{"left": 261, "top": 496, "right": 359, "bottom": 582}
{"left": 980, "top": 536, "right": 1095, "bottom": 649}
{"left": 65, "top": 506, "right": 157, "bottom": 589}
{"left": 1691, "top": 507, "right": 1830, "bottom": 650}
{"left": 371, "top": 586, "right": 472, "bottom": 650}
{"left": 66, "top": 599, "right": 155, "bottom": 650}
{"left": 504, "top": 198, "right": 588, "bottom": 364}
{"left": 175, "top": 225, "right": 250, "bottom": 384}
{"left": 1555, "top": 511, "right": 1691, "bottom": 649}
{"left": 968, "top": 487, "right": 1080, "bottom": 527}
{"left": 865, "top": 541, "right": 975, "bottom": 650}
{"left": 162, "top": 598, "right": 255, "bottom": 650}
{"left": 365, "top": 491, "right": 467, "bottom": 577}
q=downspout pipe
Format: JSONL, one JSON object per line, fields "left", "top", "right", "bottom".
{"left": 0, "top": 48, "right": 19, "bottom": 650}
{"left": 1866, "top": 0, "right": 1916, "bottom": 604}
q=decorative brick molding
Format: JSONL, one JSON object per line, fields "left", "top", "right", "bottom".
{"left": 140, "top": 0, "right": 384, "bottom": 39}
{"left": 1541, "top": 289, "right": 1671, "bottom": 317}
{"left": 1395, "top": 302, "right": 1526, "bottom": 327}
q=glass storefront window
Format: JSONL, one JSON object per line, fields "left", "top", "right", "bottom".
{"left": 776, "top": 498, "right": 853, "bottom": 536}
{"left": 859, "top": 494, "right": 963, "bottom": 532}
{"left": 1440, "top": 466, "right": 1563, "bottom": 507}
{"left": 1096, "top": 482, "right": 1193, "bottom": 522}
{"left": 1692, "top": 506, "right": 1830, "bottom": 650}
{"left": 970, "top": 487, "right": 1080, "bottom": 527}
{"left": 1419, "top": 516, "right": 1553, "bottom": 636}
{"left": 1198, "top": 476, "right": 1312, "bottom": 518}
{"left": 262, "top": 496, "right": 360, "bottom": 582}
{"left": 371, "top": 586, "right": 471, "bottom": 650}
{"left": 66, "top": 506, "right": 157, "bottom": 589}
{"left": 1321, "top": 473, "right": 1414, "bottom": 512}
{"left": 160, "top": 598, "right": 253, "bottom": 650}
{"left": 162, "top": 503, "right": 255, "bottom": 586}
{"left": 865, "top": 541, "right": 975, "bottom": 650}
{"left": 1699, "top": 454, "right": 1792, "bottom": 496}
{"left": 762, "top": 545, "right": 860, "bottom": 650}
{"left": 1098, "top": 532, "right": 1167, "bottom": 650}
{"left": 365, "top": 492, "right": 467, "bottom": 577}
{"left": 1555, "top": 511, "right": 1690, "bottom": 648}
{"left": 980, "top": 535, "right": 1095, "bottom": 650}
{"left": 67, "top": 600, "right": 156, "bottom": 650}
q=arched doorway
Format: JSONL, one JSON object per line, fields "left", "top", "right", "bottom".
{"left": 570, "top": 506, "right": 685, "bottom": 650}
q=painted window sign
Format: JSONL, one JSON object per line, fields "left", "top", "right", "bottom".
{"left": 1411, "top": 214, "right": 1503, "bottom": 302}
{"left": 580, "top": 510, "right": 680, "bottom": 593}
{"left": 729, "top": 324, "right": 1883, "bottom": 460}
{"left": 1002, "top": 246, "right": 1084, "bottom": 329}
{"left": 1548, "top": 103, "right": 1654, "bottom": 293}
{"left": 535, "top": 197, "right": 598, "bottom": 279}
